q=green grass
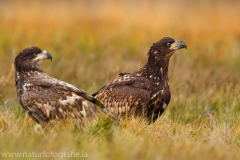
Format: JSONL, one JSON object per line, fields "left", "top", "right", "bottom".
{"left": 1, "top": 0, "right": 240, "bottom": 159}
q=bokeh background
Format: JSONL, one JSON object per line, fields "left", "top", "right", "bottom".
{"left": 0, "top": 0, "right": 240, "bottom": 159}
{"left": 1, "top": 0, "right": 240, "bottom": 103}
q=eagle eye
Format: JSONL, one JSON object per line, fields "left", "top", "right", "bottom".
{"left": 33, "top": 53, "right": 37, "bottom": 56}
{"left": 167, "top": 42, "right": 171, "bottom": 47}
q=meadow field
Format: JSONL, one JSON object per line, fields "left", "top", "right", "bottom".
{"left": 0, "top": 0, "right": 240, "bottom": 159}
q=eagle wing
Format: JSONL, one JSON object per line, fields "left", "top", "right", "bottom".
{"left": 19, "top": 76, "right": 116, "bottom": 123}
{"left": 93, "top": 74, "right": 151, "bottom": 116}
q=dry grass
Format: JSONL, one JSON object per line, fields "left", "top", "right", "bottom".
{"left": 0, "top": 0, "right": 240, "bottom": 159}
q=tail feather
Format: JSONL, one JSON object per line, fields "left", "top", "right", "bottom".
{"left": 80, "top": 92, "right": 119, "bottom": 122}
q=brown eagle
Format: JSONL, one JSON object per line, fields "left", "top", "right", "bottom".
{"left": 93, "top": 37, "right": 187, "bottom": 123}
{"left": 15, "top": 46, "right": 116, "bottom": 125}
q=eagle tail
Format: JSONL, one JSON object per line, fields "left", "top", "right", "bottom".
{"left": 81, "top": 92, "right": 119, "bottom": 122}
{"left": 92, "top": 98, "right": 115, "bottom": 115}
{"left": 92, "top": 98, "right": 120, "bottom": 124}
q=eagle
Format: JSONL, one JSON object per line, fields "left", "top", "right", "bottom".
{"left": 14, "top": 46, "right": 116, "bottom": 125}
{"left": 93, "top": 37, "right": 187, "bottom": 123}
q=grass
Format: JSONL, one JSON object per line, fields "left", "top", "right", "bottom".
{"left": 0, "top": 0, "right": 240, "bottom": 159}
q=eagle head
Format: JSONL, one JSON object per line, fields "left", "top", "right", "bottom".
{"left": 148, "top": 37, "right": 187, "bottom": 58}
{"left": 15, "top": 46, "right": 52, "bottom": 72}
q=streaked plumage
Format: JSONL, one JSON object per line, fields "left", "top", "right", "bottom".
{"left": 15, "top": 46, "right": 115, "bottom": 125}
{"left": 93, "top": 37, "right": 187, "bottom": 123}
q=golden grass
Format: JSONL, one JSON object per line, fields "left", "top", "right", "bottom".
{"left": 0, "top": 0, "right": 240, "bottom": 159}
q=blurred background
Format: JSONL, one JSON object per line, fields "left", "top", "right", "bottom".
{"left": 0, "top": 0, "right": 240, "bottom": 111}
{"left": 1, "top": 1, "right": 240, "bottom": 159}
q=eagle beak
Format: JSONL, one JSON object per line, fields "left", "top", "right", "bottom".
{"left": 170, "top": 40, "right": 187, "bottom": 50}
{"left": 35, "top": 50, "right": 52, "bottom": 61}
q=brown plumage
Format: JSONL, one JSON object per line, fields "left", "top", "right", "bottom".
{"left": 93, "top": 37, "right": 187, "bottom": 123}
{"left": 15, "top": 46, "right": 116, "bottom": 125}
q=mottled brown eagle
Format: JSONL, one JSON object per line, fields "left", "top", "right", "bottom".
{"left": 15, "top": 46, "right": 116, "bottom": 125}
{"left": 93, "top": 37, "right": 187, "bottom": 123}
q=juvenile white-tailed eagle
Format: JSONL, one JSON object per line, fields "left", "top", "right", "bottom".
{"left": 15, "top": 46, "right": 116, "bottom": 125}
{"left": 93, "top": 37, "right": 187, "bottom": 123}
